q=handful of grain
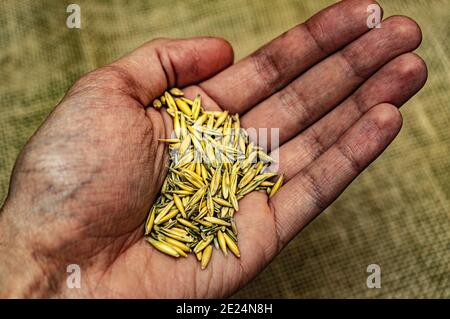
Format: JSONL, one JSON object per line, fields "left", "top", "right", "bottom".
{"left": 144, "top": 88, "right": 283, "bottom": 269}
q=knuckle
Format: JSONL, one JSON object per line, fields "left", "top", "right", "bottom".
{"left": 303, "top": 127, "right": 327, "bottom": 161}
{"left": 278, "top": 85, "right": 311, "bottom": 127}
{"left": 250, "top": 48, "right": 283, "bottom": 92}
{"left": 336, "top": 141, "right": 363, "bottom": 172}
{"left": 301, "top": 170, "right": 328, "bottom": 211}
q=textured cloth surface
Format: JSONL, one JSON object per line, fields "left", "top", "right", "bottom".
{"left": 1, "top": 0, "right": 449, "bottom": 298}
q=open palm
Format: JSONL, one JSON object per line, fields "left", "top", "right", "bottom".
{"left": 0, "top": 0, "right": 427, "bottom": 298}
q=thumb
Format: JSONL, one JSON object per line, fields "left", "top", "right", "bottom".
{"left": 110, "top": 37, "right": 234, "bottom": 105}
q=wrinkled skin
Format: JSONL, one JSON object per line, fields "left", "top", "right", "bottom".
{"left": 0, "top": 0, "right": 427, "bottom": 298}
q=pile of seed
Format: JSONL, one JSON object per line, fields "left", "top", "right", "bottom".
{"left": 144, "top": 88, "right": 283, "bottom": 269}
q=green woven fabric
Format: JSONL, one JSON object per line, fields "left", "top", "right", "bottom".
{"left": 1, "top": 0, "right": 449, "bottom": 298}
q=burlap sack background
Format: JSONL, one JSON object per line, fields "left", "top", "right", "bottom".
{"left": 1, "top": 0, "right": 449, "bottom": 298}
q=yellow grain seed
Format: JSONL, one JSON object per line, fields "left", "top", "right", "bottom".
{"left": 180, "top": 114, "right": 187, "bottom": 137}
{"left": 220, "top": 207, "right": 229, "bottom": 218}
{"left": 241, "top": 152, "right": 257, "bottom": 171}
{"left": 254, "top": 172, "right": 277, "bottom": 183}
{"left": 269, "top": 174, "right": 284, "bottom": 198}
{"left": 185, "top": 175, "right": 204, "bottom": 189}
{"left": 204, "top": 216, "right": 231, "bottom": 226}
{"left": 171, "top": 245, "right": 188, "bottom": 257}
{"left": 185, "top": 173, "right": 205, "bottom": 189}
{"left": 164, "top": 92, "right": 177, "bottom": 111}
{"left": 260, "top": 181, "right": 274, "bottom": 187}
{"left": 175, "top": 181, "right": 196, "bottom": 192}
{"left": 206, "top": 114, "right": 215, "bottom": 129}
{"left": 191, "top": 95, "right": 201, "bottom": 120}
{"left": 223, "top": 233, "right": 240, "bottom": 257}
{"left": 177, "top": 218, "right": 200, "bottom": 232}
{"left": 201, "top": 245, "right": 213, "bottom": 270}
{"left": 173, "top": 111, "right": 181, "bottom": 138}
{"left": 239, "top": 168, "right": 257, "bottom": 189}
{"left": 173, "top": 194, "right": 186, "bottom": 218}
{"left": 229, "top": 192, "right": 239, "bottom": 211}
{"left": 210, "top": 167, "right": 221, "bottom": 195}
{"left": 223, "top": 162, "right": 231, "bottom": 172}
{"left": 217, "top": 230, "right": 227, "bottom": 256}
{"left": 146, "top": 238, "right": 179, "bottom": 258}
{"left": 258, "top": 151, "right": 276, "bottom": 163}
{"left": 160, "top": 95, "right": 166, "bottom": 105}
{"left": 187, "top": 162, "right": 196, "bottom": 172}
{"left": 166, "top": 107, "right": 175, "bottom": 117}
{"left": 246, "top": 143, "right": 253, "bottom": 157}
{"left": 161, "top": 231, "right": 194, "bottom": 243}
{"left": 207, "top": 193, "right": 214, "bottom": 216}
{"left": 181, "top": 97, "right": 194, "bottom": 106}
{"left": 195, "top": 162, "right": 202, "bottom": 177}
{"left": 178, "top": 134, "right": 191, "bottom": 156}
{"left": 196, "top": 251, "right": 202, "bottom": 261}
{"left": 191, "top": 133, "right": 203, "bottom": 153}
{"left": 213, "top": 237, "right": 220, "bottom": 250}
{"left": 166, "top": 227, "right": 188, "bottom": 236}
{"left": 160, "top": 235, "right": 191, "bottom": 252}
{"left": 254, "top": 161, "right": 265, "bottom": 174}
{"left": 222, "top": 130, "right": 231, "bottom": 147}
{"left": 156, "top": 208, "right": 179, "bottom": 224}
{"left": 205, "top": 142, "right": 217, "bottom": 166}
{"left": 188, "top": 186, "right": 207, "bottom": 208}
{"left": 213, "top": 111, "right": 228, "bottom": 129}
{"left": 154, "top": 201, "right": 175, "bottom": 224}
{"left": 176, "top": 98, "right": 192, "bottom": 116}
{"left": 194, "top": 113, "right": 208, "bottom": 126}
{"left": 239, "top": 136, "right": 246, "bottom": 154}
{"left": 212, "top": 197, "right": 233, "bottom": 208}
{"left": 237, "top": 181, "right": 260, "bottom": 196}
{"left": 231, "top": 219, "right": 238, "bottom": 235}
{"left": 201, "top": 164, "right": 209, "bottom": 182}
{"left": 177, "top": 150, "right": 194, "bottom": 166}
{"left": 182, "top": 168, "right": 204, "bottom": 185}
{"left": 169, "top": 87, "right": 184, "bottom": 96}
{"left": 153, "top": 99, "right": 162, "bottom": 109}
{"left": 182, "top": 196, "right": 190, "bottom": 207}
{"left": 194, "top": 236, "right": 214, "bottom": 253}
{"left": 222, "top": 170, "right": 230, "bottom": 199}
{"left": 144, "top": 207, "right": 156, "bottom": 235}
{"left": 195, "top": 218, "right": 213, "bottom": 228}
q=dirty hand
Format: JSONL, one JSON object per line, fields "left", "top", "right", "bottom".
{"left": 0, "top": 0, "right": 426, "bottom": 297}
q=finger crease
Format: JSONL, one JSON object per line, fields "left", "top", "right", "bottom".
{"left": 155, "top": 47, "right": 175, "bottom": 88}
{"left": 268, "top": 199, "right": 285, "bottom": 253}
{"left": 279, "top": 85, "right": 311, "bottom": 128}
{"left": 335, "top": 141, "right": 363, "bottom": 172}
{"left": 304, "top": 22, "right": 328, "bottom": 56}
{"left": 250, "top": 49, "right": 283, "bottom": 94}
{"left": 304, "top": 126, "right": 327, "bottom": 160}
{"left": 338, "top": 49, "right": 366, "bottom": 81}
{"left": 300, "top": 170, "right": 328, "bottom": 211}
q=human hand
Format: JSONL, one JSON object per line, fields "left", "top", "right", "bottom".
{"left": 0, "top": 0, "right": 427, "bottom": 298}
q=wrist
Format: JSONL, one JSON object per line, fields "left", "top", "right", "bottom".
{"left": 0, "top": 201, "right": 62, "bottom": 298}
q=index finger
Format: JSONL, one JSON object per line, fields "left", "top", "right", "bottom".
{"left": 199, "top": 0, "right": 382, "bottom": 114}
